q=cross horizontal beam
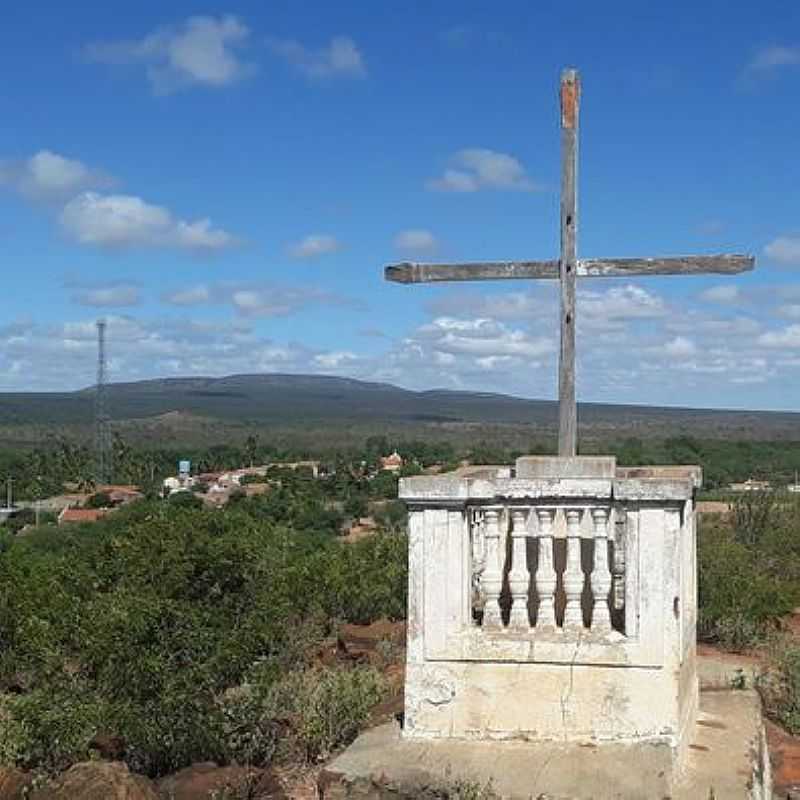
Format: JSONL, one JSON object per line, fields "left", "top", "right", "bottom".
{"left": 385, "top": 254, "right": 754, "bottom": 284}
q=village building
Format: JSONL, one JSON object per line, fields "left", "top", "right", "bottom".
{"left": 379, "top": 451, "right": 403, "bottom": 472}
{"left": 728, "top": 478, "right": 772, "bottom": 492}
{"left": 58, "top": 507, "right": 108, "bottom": 525}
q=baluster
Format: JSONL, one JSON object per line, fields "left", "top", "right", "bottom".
{"left": 481, "top": 508, "right": 504, "bottom": 629}
{"left": 508, "top": 508, "right": 531, "bottom": 629}
{"left": 590, "top": 508, "right": 612, "bottom": 632}
{"left": 612, "top": 508, "right": 626, "bottom": 611}
{"left": 534, "top": 508, "right": 557, "bottom": 630}
{"left": 470, "top": 509, "right": 486, "bottom": 620}
{"left": 563, "top": 508, "right": 585, "bottom": 629}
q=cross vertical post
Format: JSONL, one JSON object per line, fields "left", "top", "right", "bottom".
{"left": 559, "top": 68, "right": 579, "bottom": 457}
{"left": 383, "top": 70, "right": 754, "bottom": 457}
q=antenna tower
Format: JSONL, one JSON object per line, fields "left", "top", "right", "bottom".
{"left": 94, "top": 320, "right": 111, "bottom": 485}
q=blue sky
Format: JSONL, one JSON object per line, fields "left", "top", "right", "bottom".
{"left": 1, "top": 0, "right": 799, "bottom": 410}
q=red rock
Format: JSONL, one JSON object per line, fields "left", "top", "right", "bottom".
{"left": 155, "top": 763, "right": 285, "bottom": 799}
{"left": 767, "top": 719, "right": 800, "bottom": 798}
{"left": 31, "top": 761, "right": 158, "bottom": 799}
{"left": 0, "top": 767, "right": 34, "bottom": 800}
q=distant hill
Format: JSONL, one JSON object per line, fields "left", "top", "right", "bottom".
{"left": 0, "top": 374, "right": 798, "bottom": 448}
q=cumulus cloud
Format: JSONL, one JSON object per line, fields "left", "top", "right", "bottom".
{"left": 161, "top": 280, "right": 358, "bottom": 318}
{"left": 71, "top": 284, "right": 140, "bottom": 308}
{"left": 579, "top": 285, "right": 666, "bottom": 329}
{"left": 163, "top": 285, "right": 212, "bottom": 306}
{"left": 765, "top": 236, "right": 800, "bottom": 266}
{"left": 0, "top": 314, "right": 389, "bottom": 391}
{"left": 759, "top": 325, "right": 800, "bottom": 349}
{"left": 746, "top": 45, "right": 800, "bottom": 74}
{"left": 393, "top": 229, "right": 438, "bottom": 255}
{"left": 427, "top": 148, "right": 538, "bottom": 192}
{"left": 59, "top": 192, "right": 237, "bottom": 251}
{"left": 662, "top": 336, "right": 697, "bottom": 359}
{"left": 416, "top": 317, "right": 554, "bottom": 359}
{"left": 287, "top": 234, "right": 341, "bottom": 259}
{"left": 314, "top": 351, "right": 359, "bottom": 368}
{"left": 430, "top": 284, "right": 665, "bottom": 330}
{"left": 0, "top": 150, "right": 114, "bottom": 201}
{"left": 699, "top": 285, "right": 741, "bottom": 304}
{"left": 231, "top": 285, "right": 348, "bottom": 317}
{"left": 267, "top": 35, "right": 366, "bottom": 79}
{"left": 85, "top": 15, "right": 254, "bottom": 94}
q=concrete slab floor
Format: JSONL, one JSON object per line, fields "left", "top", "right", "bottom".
{"left": 320, "top": 690, "right": 768, "bottom": 800}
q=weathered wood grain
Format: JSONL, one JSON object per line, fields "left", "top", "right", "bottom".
{"left": 385, "top": 254, "right": 754, "bottom": 284}
{"left": 384, "top": 261, "right": 559, "bottom": 283}
{"left": 578, "top": 254, "right": 754, "bottom": 276}
{"left": 559, "top": 68, "right": 579, "bottom": 458}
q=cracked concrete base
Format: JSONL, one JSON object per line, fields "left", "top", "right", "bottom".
{"left": 319, "top": 691, "right": 769, "bottom": 800}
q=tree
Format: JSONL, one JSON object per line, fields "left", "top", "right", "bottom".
{"left": 244, "top": 434, "right": 260, "bottom": 468}
{"left": 85, "top": 492, "right": 112, "bottom": 509}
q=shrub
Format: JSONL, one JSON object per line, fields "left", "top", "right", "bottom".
{"left": 759, "top": 636, "right": 800, "bottom": 734}
{"left": 260, "top": 665, "right": 384, "bottom": 762}
{"left": 0, "top": 501, "right": 405, "bottom": 776}
{"left": 85, "top": 492, "right": 112, "bottom": 509}
{"left": 698, "top": 509, "right": 799, "bottom": 651}
{"left": 167, "top": 490, "right": 203, "bottom": 510}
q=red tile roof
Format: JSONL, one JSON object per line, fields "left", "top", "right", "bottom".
{"left": 58, "top": 508, "right": 107, "bottom": 524}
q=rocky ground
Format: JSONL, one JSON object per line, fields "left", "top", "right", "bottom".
{"left": 0, "top": 619, "right": 406, "bottom": 800}
{"left": 7, "top": 618, "right": 800, "bottom": 799}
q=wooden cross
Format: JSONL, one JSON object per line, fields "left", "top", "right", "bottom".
{"left": 384, "top": 69, "right": 754, "bottom": 457}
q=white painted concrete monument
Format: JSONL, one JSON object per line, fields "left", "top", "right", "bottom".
{"left": 400, "top": 456, "right": 700, "bottom": 766}
{"left": 322, "top": 70, "right": 766, "bottom": 799}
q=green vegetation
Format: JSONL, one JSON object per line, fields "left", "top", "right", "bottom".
{"left": 698, "top": 494, "right": 800, "bottom": 650}
{"left": 0, "top": 499, "right": 407, "bottom": 777}
{"left": 4, "top": 423, "right": 800, "bottom": 777}
{"left": 759, "top": 636, "right": 800, "bottom": 735}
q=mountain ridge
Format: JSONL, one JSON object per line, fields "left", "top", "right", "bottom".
{"left": 0, "top": 374, "right": 797, "bottom": 445}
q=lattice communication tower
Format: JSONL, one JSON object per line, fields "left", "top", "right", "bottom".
{"left": 94, "top": 320, "right": 112, "bottom": 484}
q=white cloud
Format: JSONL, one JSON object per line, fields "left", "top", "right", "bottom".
{"left": 418, "top": 317, "right": 554, "bottom": 359}
{"left": 759, "top": 325, "right": 800, "bottom": 349}
{"left": 0, "top": 312, "right": 403, "bottom": 390}
{"left": 0, "top": 150, "right": 114, "bottom": 200}
{"left": 427, "top": 148, "right": 538, "bottom": 192}
{"left": 747, "top": 45, "right": 800, "bottom": 73}
{"left": 314, "top": 351, "right": 359, "bottom": 369}
{"left": 164, "top": 285, "right": 211, "bottom": 306}
{"left": 393, "top": 229, "right": 438, "bottom": 255}
{"left": 60, "top": 192, "right": 237, "bottom": 251}
{"left": 231, "top": 285, "right": 352, "bottom": 317}
{"left": 662, "top": 336, "right": 697, "bottom": 359}
{"left": 699, "top": 285, "right": 741, "bottom": 304}
{"left": 431, "top": 290, "right": 546, "bottom": 322}
{"left": 72, "top": 284, "right": 140, "bottom": 307}
{"left": 778, "top": 304, "right": 800, "bottom": 320}
{"left": 267, "top": 35, "right": 366, "bottom": 80}
{"left": 765, "top": 236, "right": 800, "bottom": 266}
{"left": 85, "top": 15, "right": 254, "bottom": 94}
{"left": 287, "top": 234, "right": 341, "bottom": 259}
{"left": 579, "top": 285, "right": 666, "bottom": 327}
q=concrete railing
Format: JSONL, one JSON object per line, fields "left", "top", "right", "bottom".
{"left": 399, "top": 456, "right": 701, "bottom": 750}
{"left": 470, "top": 504, "right": 621, "bottom": 636}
